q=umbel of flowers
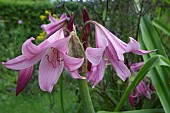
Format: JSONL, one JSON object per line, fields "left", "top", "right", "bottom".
{"left": 2, "top": 7, "right": 155, "bottom": 111}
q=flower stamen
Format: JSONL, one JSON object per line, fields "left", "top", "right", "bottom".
{"left": 45, "top": 48, "right": 63, "bottom": 68}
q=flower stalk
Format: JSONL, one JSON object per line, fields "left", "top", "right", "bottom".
{"left": 78, "top": 73, "right": 95, "bottom": 113}
{"left": 66, "top": 13, "right": 95, "bottom": 112}
{"left": 59, "top": 74, "right": 65, "bottom": 113}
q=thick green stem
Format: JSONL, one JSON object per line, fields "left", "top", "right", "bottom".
{"left": 60, "top": 75, "right": 65, "bottom": 113}
{"left": 78, "top": 75, "right": 95, "bottom": 113}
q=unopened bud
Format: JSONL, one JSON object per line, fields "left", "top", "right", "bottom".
{"left": 82, "top": 7, "right": 91, "bottom": 71}
{"left": 68, "top": 32, "right": 87, "bottom": 72}
{"left": 68, "top": 13, "right": 74, "bottom": 32}
{"left": 16, "top": 66, "right": 34, "bottom": 96}
{"left": 83, "top": 7, "right": 90, "bottom": 34}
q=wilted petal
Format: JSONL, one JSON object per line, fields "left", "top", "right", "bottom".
{"left": 128, "top": 95, "right": 134, "bottom": 108}
{"left": 62, "top": 53, "right": 84, "bottom": 71}
{"left": 87, "top": 59, "right": 106, "bottom": 88}
{"left": 39, "top": 49, "right": 64, "bottom": 92}
{"left": 2, "top": 51, "right": 45, "bottom": 70}
{"left": 105, "top": 49, "right": 130, "bottom": 81}
{"left": 127, "top": 37, "right": 156, "bottom": 55}
{"left": 136, "top": 80, "right": 151, "bottom": 99}
{"left": 86, "top": 47, "right": 105, "bottom": 65}
{"left": 144, "top": 90, "right": 151, "bottom": 99}
{"left": 129, "top": 92, "right": 138, "bottom": 108}
{"left": 136, "top": 80, "right": 147, "bottom": 93}
{"left": 16, "top": 66, "right": 34, "bottom": 96}
{"left": 22, "top": 37, "right": 42, "bottom": 59}
{"left": 130, "top": 62, "right": 144, "bottom": 72}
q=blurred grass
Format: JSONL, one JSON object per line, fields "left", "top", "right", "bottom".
{"left": 0, "top": 77, "right": 81, "bottom": 113}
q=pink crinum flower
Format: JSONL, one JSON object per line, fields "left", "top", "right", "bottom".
{"left": 128, "top": 62, "right": 155, "bottom": 108}
{"left": 86, "top": 21, "right": 156, "bottom": 87}
{"left": 2, "top": 29, "right": 85, "bottom": 93}
{"left": 41, "top": 13, "right": 69, "bottom": 38}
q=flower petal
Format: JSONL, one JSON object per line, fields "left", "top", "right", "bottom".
{"left": 87, "top": 59, "right": 106, "bottom": 88}
{"left": 128, "top": 95, "right": 134, "bottom": 108}
{"left": 86, "top": 65, "right": 97, "bottom": 82}
{"left": 69, "top": 70, "right": 86, "bottom": 79}
{"left": 133, "top": 49, "right": 157, "bottom": 55}
{"left": 129, "top": 92, "right": 138, "bottom": 108}
{"left": 105, "top": 49, "right": 130, "bottom": 81}
{"left": 44, "top": 28, "right": 65, "bottom": 45}
{"left": 52, "top": 37, "right": 70, "bottom": 53}
{"left": 93, "top": 21, "right": 127, "bottom": 61}
{"left": 2, "top": 51, "right": 45, "bottom": 70}
{"left": 49, "top": 14, "right": 57, "bottom": 23}
{"left": 126, "top": 37, "right": 140, "bottom": 52}
{"left": 60, "top": 13, "right": 67, "bottom": 20}
{"left": 95, "top": 25, "right": 108, "bottom": 48}
{"left": 62, "top": 53, "right": 84, "bottom": 71}
{"left": 39, "top": 49, "right": 64, "bottom": 92}
{"left": 39, "top": 29, "right": 66, "bottom": 49}
{"left": 41, "top": 15, "right": 68, "bottom": 35}
{"left": 130, "top": 62, "right": 144, "bottom": 72}
{"left": 86, "top": 47, "right": 105, "bottom": 65}
{"left": 39, "top": 31, "right": 70, "bottom": 54}
{"left": 136, "top": 80, "right": 151, "bottom": 99}
{"left": 22, "top": 37, "right": 42, "bottom": 59}
{"left": 16, "top": 66, "right": 34, "bottom": 96}
{"left": 127, "top": 37, "right": 156, "bottom": 55}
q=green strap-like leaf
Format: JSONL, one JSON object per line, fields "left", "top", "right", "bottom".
{"left": 114, "top": 55, "right": 170, "bottom": 112}
{"left": 152, "top": 19, "right": 170, "bottom": 36}
{"left": 164, "top": 0, "right": 170, "bottom": 5}
{"left": 139, "top": 16, "right": 170, "bottom": 113}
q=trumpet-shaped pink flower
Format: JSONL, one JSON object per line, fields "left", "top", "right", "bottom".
{"left": 86, "top": 21, "right": 155, "bottom": 87}
{"left": 129, "top": 62, "right": 154, "bottom": 108}
{"left": 41, "top": 13, "right": 69, "bottom": 38}
{"left": 2, "top": 29, "right": 84, "bottom": 93}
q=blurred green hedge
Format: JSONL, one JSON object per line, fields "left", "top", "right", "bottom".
{"left": 0, "top": 1, "right": 84, "bottom": 38}
{"left": 0, "top": 0, "right": 54, "bottom": 37}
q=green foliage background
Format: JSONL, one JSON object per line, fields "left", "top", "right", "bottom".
{"left": 0, "top": 0, "right": 170, "bottom": 113}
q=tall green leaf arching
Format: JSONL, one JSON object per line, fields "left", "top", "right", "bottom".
{"left": 139, "top": 16, "right": 170, "bottom": 113}
{"left": 152, "top": 19, "right": 170, "bottom": 36}
{"left": 114, "top": 55, "right": 170, "bottom": 112}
